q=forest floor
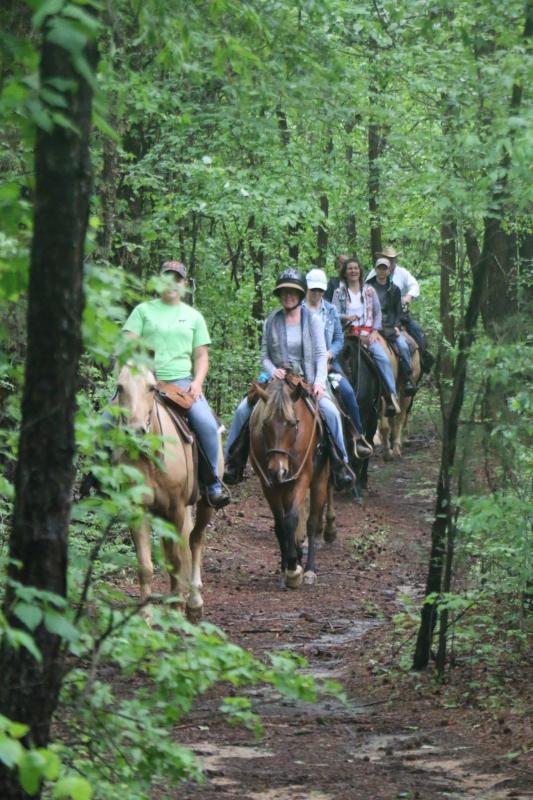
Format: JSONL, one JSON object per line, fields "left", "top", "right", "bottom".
{"left": 148, "top": 429, "right": 532, "bottom": 800}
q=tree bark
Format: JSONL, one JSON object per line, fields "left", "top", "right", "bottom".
{"left": 0, "top": 20, "right": 97, "bottom": 799}
{"left": 439, "top": 221, "right": 457, "bottom": 379}
{"left": 368, "top": 121, "right": 383, "bottom": 259}
{"left": 277, "top": 109, "right": 301, "bottom": 262}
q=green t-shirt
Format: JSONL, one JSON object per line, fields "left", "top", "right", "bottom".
{"left": 123, "top": 299, "right": 211, "bottom": 380}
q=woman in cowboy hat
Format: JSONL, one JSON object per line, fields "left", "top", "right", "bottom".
{"left": 224, "top": 268, "right": 354, "bottom": 490}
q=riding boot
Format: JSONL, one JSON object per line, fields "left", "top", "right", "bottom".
{"left": 223, "top": 421, "right": 250, "bottom": 485}
{"left": 400, "top": 360, "right": 417, "bottom": 396}
{"left": 354, "top": 434, "right": 373, "bottom": 459}
{"left": 325, "top": 433, "right": 355, "bottom": 491}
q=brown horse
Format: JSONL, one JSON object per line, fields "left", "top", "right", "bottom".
{"left": 249, "top": 378, "right": 332, "bottom": 589}
{"left": 116, "top": 363, "right": 220, "bottom": 620}
{"left": 378, "top": 334, "right": 422, "bottom": 460}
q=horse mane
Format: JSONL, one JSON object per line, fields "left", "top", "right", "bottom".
{"left": 264, "top": 380, "right": 297, "bottom": 425}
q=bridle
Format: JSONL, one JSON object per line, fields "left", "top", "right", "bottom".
{"left": 249, "top": 396, "right": 319, "bottom": 488}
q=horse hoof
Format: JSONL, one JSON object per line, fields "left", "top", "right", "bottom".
{"left": 285, "top": 565, "right": 303, "bottom": 589}
{"left": 304, "top": 570, "right": 317, "bottom": 585}
{"left": 324, "top": 527, "right": 337, "bottom": 543}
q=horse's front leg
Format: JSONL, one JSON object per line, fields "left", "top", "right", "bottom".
{"left": 187, "top": 499, "right": 213, "bottom": 621}
{"left": 283, "top": 505, "right": 304, "bottom": 589}
{"left": 131, "top": 518, "right": 154, "bottom": 622}
{"left": 304, "top": 467, "right": 329, "bottom": 585}
{"left": 324, "top": 479, "right": 337, "bottom": 542}
{"left": 273, "top": 512, "right": 289, "bottom": 590}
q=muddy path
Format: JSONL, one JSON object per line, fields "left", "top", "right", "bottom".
{"left": 166, "top": 434, "right": 531, "bottom": 800}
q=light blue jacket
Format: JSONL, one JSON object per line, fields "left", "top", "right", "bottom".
{"left": 303, "top": 298, "right": 344, "bottom": 372}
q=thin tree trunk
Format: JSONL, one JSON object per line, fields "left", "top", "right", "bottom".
{"left": 277, "top": 109, "right": 301, "bottom": 262}
{"left": 0, "top": 20, "right": 97, "bottom": 799}
{"left": 413, "top": 249, "right": 489, "bottom": 670}
{"left": 344, "top": 117, "right": 358, "bottom": 249}
{"left": 368, "top": 121, "right": 383, "bottom": 258}
{"left": 439, "top": 221, "right": 456, "bottom": 379}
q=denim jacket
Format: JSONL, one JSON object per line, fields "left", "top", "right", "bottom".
{"left": 303, "top": 299, "right": 344, "bottom": 373}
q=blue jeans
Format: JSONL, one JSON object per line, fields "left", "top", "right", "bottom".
{"left": 170, "top": 379, "right": 221, "bottom": 490}
{"left": 395, "top": 333, "right": 412, "bottom": 375}
{"left": 369, "top": 341, "right": 397, "bottom": 396}
{"left": 225, "top": 393, "right": 349, "bottom": 462}
{"left": 336, "top": 376, "right": 363, "bottom": 434}
{"left": 402, "top": 316, "right": 425, "bottom": 350}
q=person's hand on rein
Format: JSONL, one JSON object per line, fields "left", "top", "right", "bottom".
{"left": 313, "top": 384, "right": 325, "bottom": 400}
{"left": 273, "top": 368, "right": 287, "bottom": 380}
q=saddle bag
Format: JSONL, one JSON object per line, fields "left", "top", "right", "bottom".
{"left": 157, "top": 381, "right": 194, "bottom": 412}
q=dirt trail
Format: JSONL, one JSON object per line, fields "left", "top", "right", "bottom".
{"left": 170, "top": 435, "right": 531, "bottom": 800}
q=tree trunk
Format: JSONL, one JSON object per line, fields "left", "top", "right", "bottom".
{"left": 368, "top": 121, "right": 383, "bottom": 259}
{"left": 277, "top": 108, "right": 301, "bottom": 262}
{"left": 439, "top": 221, "right": 457, "bottom": 379}
{"left": 413, "top": 249, "right": 489, "bottom": 670}
{"left": 0, "top": 21, "right": 97, "bottom": 800}
{"left": 316, "top": 193, "right": 329, "bottom": 269}
{"left": 344, "top": 117, "right": 358, "bottom": 250}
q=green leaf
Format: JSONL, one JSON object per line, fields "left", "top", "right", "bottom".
{"left": 33, "top": 0, "right": 64, "bottom": 29}
{"left": 43, "top": 611, "right": 80, "bottom": 642}
{"left": 53, "top": 776, "right": 93, "bottom": 800}
{"left": 18, "top": 750, "right": 46, "bottom": 795}
{"left": 13, "top": 603, "right": 43, "bottom": 631}
{"left": 0, "top": 736, "right": 24, "bottom": 768}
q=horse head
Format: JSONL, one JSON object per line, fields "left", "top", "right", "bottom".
{"left": 116, "top": 362, "right": 158, "bottom": 433}
{"left": 261, "top": 380, "right": 299, "bottom": 484}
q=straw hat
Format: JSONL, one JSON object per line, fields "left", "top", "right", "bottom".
{"left": 375, "top": 246, "right": 401, "bottom": 259}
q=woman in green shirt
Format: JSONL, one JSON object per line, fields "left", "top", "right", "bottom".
{"left": 123, "top": 261, "right": 229, "bottom": 509}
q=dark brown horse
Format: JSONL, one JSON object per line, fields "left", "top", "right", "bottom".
{"left": 249, "top": 378, "right": 332, "bottom": 589}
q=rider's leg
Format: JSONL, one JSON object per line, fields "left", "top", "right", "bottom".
{"left": 318, "top": 396, "right": 355, "bottom": 489}
{"left": 396, "top": 334, "right": 416, "bottom": 395}
{"left": 368, "top": 341, "right": 400, "bottom": 415}
{"left": 224, "top": 396, "right": 253, "bottom": 456}
{"left": 223, "top": 396, "right": 253, "bottom": 484}
{"left": 403, "top": 316, "right": 434, "bottom": 372}
{"left": 171, "top": 379, "right": 230, "bottom": 509}
{"left": 336, "top": 377, "right": 373, "bottom": 458}
{"left": 336, "top": 377, "right": 363, "bottom": 433}
{"left": 403, "top": 316, "right": 425, "bottom": 350}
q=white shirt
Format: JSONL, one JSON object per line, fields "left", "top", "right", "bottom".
{"left": 346, "top": 289, "right": 364, "bottom": 320}
{"left": 365, "top": 263, "right": 420, "bottom": 299}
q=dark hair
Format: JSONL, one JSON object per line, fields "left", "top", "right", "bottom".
{"left": 340, "top": 255, "right": 364, "bottom": 285}
{"left": 336, "top": 253, "right": 349, "bottom": 272}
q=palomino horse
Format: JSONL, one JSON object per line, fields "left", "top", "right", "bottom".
{"left": 116, "top": 363, "right": 220, "bottom": 620}
{"left": 379, "top": 336, "right": 421, "bottom": 460}
{"left": 249, "top": 378, "right": 332, "bottom": 589}
{"left": 339, "top": 337, "right": 381, "bottom": 499}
